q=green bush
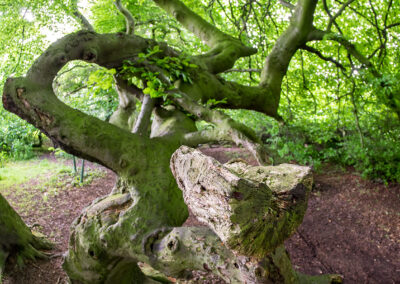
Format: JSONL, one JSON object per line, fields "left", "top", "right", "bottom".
{"left": 0, "top": 108, "right": 37, "bottom": 160}
{"left": 226, "top": 109, "right": 400, "bottom": 183}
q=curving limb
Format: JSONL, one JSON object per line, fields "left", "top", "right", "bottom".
{"left": 114, "top": 0, "right": 135, "bottom": 35}
{"left": 171, "top": 91, "right": 268, "bottom": 165}
{"left": 152, "top": 0, "right": 257, "bottom": 74}
{"left": 260, "top": 0, "right": 318, "bottom": 91}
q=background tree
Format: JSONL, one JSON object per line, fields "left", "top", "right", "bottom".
{"left": 1, "top": 0, "right": 400, "bottom": 282}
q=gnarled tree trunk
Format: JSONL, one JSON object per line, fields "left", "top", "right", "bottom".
{"left": 0, "top": 194, "right": 52, "bottom": 281}
{"left": 61, "top": 146, "right": 342, "bottom": 283}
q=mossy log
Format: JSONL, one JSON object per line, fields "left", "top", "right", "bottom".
{"left": 170, "top": 146, "right": 312, "bottom": 257}
{"left": 0, "top": 194, "right": 52, "bottom": 281}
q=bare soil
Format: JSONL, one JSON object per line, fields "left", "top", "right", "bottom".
{"left": 2, "top": 148, "right": 400, "bottom": 283}
{"left": 2, "top": 157, "right": 116, "bottom": 284}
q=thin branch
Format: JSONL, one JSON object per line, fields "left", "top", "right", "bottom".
{"left": 383, "top": 0, "right": 393, "bottom": 28}
{"left": 228, "top": 0, "right": 239, "bottom": 27}
{"left": 66, "top": 85, "right": 89, "bottom": 96}
{"left": 10, "top": 5, "right": 32, "bottom": 75}
{"left": 58, "top": 0, "right": 94, "bottom": 31}
{"left": 223, "top": 68, "right": 261, "bottom": 73}
{"left": 335, "top": 0, "right": 374, "bottom": 26}
{"left": 349, "top": 79, "right": 364, "bottom": 148}
{"left": 71, "top": 0, "right": 94, "bottom": 31}
{"left": 301, "top": 45, "right": 347, "bottom": 73}
{"left": 114, "top": 0, "right": 135, "bottom": 35}
{"left": 284, "top": 76, "right": 293, "bottom": 121}
{"left": 310, "top": 30, "right": 380, "bottom": 77}
{"left": 11, "top": 25, "right": 25, "bottom": 74}
{"left": 215, "top": 0, "right": 238, "bottom": 29}
{"left": 205, "top": 0, "right": 216, "bottom": 25}
{"left": 386, "top": 22, "right": 400, "bottom": 29}
{"left": 368, "top": 0, "right": 383, "bottom": 47}
{"left": 300, "top": 50, "right": 317, "bottom": 113}
{"left": 278, "top": 0, "right": 295, "bottom": 10}
{"left": 72, "top": 11, "right": 94, "bottom": 31}
{"left": 327, "top": 0, "right": 355, "bottom": 32}
{"left": 322, "top": 0, "right": 344, "bottom": 34}
{"left": 54, "top": 65, "right": 91, "bottom": 82}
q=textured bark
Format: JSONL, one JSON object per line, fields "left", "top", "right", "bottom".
{"left": 174, "top": 92, "right": 268, "bottom": 164}
{"left": 171, "top": 146, "right": 312, "bottom": 258}
{"left": 0, "top": 194, "right": 52, "bottom": 277}
{"left": 150, "top": 106, "right": 197, "bottom": 138}
{"left": 62, "top": 156, "right": 190, "bottom": 283}
{"left": 62, "top": 146, "right": 341, "bottom": 283}
{"left": 133, "top": 95, "right": 155, "bottom": 135}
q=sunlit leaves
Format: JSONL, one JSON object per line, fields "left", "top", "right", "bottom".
{"left": 119, "top": 45, "right": 196, "bottom": 99}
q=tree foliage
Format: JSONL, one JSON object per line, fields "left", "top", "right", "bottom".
{"left": 1, "top": 1, "right": 400, "bottom": 172}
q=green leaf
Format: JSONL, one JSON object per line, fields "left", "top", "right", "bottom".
{"left": 143, "top": 87, "right": 151, "bottom": 94}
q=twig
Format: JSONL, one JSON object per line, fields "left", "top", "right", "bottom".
{"left": 223, "top": 68, "right": 261, "bottom": 73}
{"left": 278, "top": 0, "right": 295, "bottom": 10}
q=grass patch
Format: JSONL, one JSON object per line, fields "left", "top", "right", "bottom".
{"left": 0, "top": 157, "right": 106, "bottom": 216}
{"left": 0, "top": 159, "right": 70, "bottom": 190}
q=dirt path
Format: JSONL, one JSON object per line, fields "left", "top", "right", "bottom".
{"left": 286, "top": 168, "right": 400, "bottom": 283}
{"left": 2, "top": 150, "right": 400, "bottom": 283}
{"left": 2, "top": 158, "right": 116, "bottom": 284}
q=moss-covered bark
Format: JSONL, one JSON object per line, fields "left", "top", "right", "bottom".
{"left": 62, "top": 149, "right": 189, "bottom": 283}
{"left": 61, "top": 146, "right": 341, "bottom": 283}
{"left": 170, "top": 146, "right": 312, "bottom": 258}
{"left": 0, "top": 194, "right": 52, "bottom": 279}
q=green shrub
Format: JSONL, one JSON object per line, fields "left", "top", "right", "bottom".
{"left": 0, "top": 108, "right": 37, "bottom": 160}
{"left": 226, "top": 109, "right": 400, "bottom": 183}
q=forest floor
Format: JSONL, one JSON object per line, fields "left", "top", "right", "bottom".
{"left": 0, "top": 147, "right": 399, "bottom": 284}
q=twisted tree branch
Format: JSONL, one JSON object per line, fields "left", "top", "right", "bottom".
{"left": 114, "top": 0, "right": 135, "bottom": 35}
{"left": 152, "top": 0, "right": 257, "bottom": 73}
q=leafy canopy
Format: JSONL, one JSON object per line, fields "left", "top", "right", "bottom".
{"left": 1, "top": 0, "right": 400, "bottom": 181}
